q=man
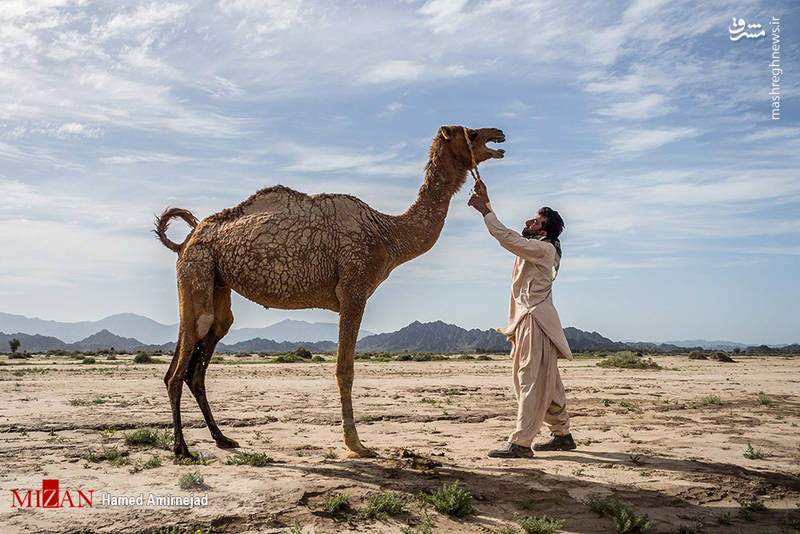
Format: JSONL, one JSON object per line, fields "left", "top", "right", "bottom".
{"left": 468, "top": 179, "right": 576, "bottom": 458}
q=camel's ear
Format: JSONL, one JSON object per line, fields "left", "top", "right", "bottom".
{"left": 438, "top": 126, "right": 452, "bottom": 140}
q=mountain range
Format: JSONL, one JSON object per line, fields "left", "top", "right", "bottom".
{"left": 0, "top": 312, "right": 372, "bottom": 345}
{"left": 2, "top": 312, "right": 796, "bottom": 354}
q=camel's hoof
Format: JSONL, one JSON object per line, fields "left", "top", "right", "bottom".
{"left": 173, "top": 450, "right": 194, "bottom": 464}
{"left": 215, "top": 436, "right": 240, "bottom": 449}
{"left": 345, "top": 446, "right": 377, "bottom": 459}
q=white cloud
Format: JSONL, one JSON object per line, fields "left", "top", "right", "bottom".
{"left": 100, "top": 152, "right": 193, "bottom": 164}
{"left": 597, "top": 94, "right": 673, "bottom": 120}
{"left": 100, "top": 2, "right": 191, "bottom": 40}
{"left": 56, "top": 122, "right": 101, "bottom": 138}
{"left": 0, "top": 218, "right": 161, "bottom": 288}
{"left": 359, "top": 60, "right": 425, "bottom": 85}
{"left": 608, "top": 127, "right": 699, "bottom": 153}
{"left": 378, "top": 102, "right": 404, "bottom": 118}
{"left": 742, "top": 127, "right": 800, "bottom": 142}
{"left": 418, "top": 0, "right": 469, "bottom": 33}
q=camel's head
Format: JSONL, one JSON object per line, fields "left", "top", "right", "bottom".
{"left": 435, "top": 125, "right": 506, "bottom": 166}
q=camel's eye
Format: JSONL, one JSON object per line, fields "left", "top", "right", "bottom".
{"left": 468, "top": 130, "right": 477, "bottom": 140}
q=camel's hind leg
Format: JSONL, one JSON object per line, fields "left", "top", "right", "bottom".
{"left": 165, "top": 272, "right": 215, "bottom": 461}
{"left": 184, "top": 286, "right": 239, "bottom": 449}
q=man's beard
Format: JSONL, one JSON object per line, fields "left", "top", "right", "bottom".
{"left": 522, "top": 227, "right": 536, "bottom": 238}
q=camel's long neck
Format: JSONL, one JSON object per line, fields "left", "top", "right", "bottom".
{"left": 387, "top": 150, "right": 468, "bottom": 266}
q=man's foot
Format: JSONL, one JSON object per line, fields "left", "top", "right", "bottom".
{"left": 533, "top": 433, "right": 577, "bottom": 451}
{"left": 488, "top": 442, "right": 533, "bottom": 458}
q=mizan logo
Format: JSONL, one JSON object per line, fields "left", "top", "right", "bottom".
{"left": 11, "top": 479, "right": 94, "bottom": 509}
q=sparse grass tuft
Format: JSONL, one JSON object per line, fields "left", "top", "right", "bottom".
{"left": 358, "top": 491, "right": 406, "bottom": 520}
{"left": 517, "top": 515, "right": 565, "bottom": 534}
{"left": 401, "top": 509, "right": 433, "bottom": 534}
{"left": 86, "top": 446, "right": 130, "bottom": 466}
{"left": 322, "top": 493, "right": 350, "bottom": 515}
{"left": 757, "top": 391, "right": 773, "bottom": 407}
{"left": 596, "top": 352, "right": 661, "bottom": 370}
{"left": 737, "top": 497, "right": 766, "bottom": 520}
{"left": 224, "top": 451, "right": 274, "bottom": 467}
{"left": 124, "top": 428, "right": 172, "bottom": 449}
{"left": 700, "top": 395, "right": 722, "bottom": 406}
{"left": 129, "top": 454, "right": 162, "bottom": 474}
{"left": 421, "top": 481, "right": 475, "bottom": 517}
{"left": 81, "top": 356, "right": 96, "bottom": 364}
{"left": 177, "top": 471, "right": 207, "bottom": 490}
{"left": 585, "top": 494, "right": 651, "bottom": 533}
{"left": 743, "top": 442, "right": 766, "bottom": 459}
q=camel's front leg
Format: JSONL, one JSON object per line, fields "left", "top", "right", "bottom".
{"left": 335, "top": 297, "right": 374, "bottom": 458}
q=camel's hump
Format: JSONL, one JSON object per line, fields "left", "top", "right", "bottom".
{"left": 207, "top": 184, "right": 372, "bottom": 222}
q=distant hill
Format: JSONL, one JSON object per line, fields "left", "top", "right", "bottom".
{"left": 356, "top": 320, "right": 510, "bottom": 352}
{"left": 661, "top": 339, "right": 751, "bottom": 351}
{"left": 0, "top": 312, "right": 177, "bottom": 344}
{"left": 0, "top": 313, "right": 371, "bottom": 345}
{"left": 223, "top": 319, "right": 373, "bottom": 343}
{"left": 1, "top": 313, "right": 797, "bottom": 355}
{"left": 0, "top": 332, "right": 69, "bottom": 353}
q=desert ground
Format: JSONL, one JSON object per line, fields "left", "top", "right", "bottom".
{"left": 1, "top": 351, "right": 798, "bottom": 534}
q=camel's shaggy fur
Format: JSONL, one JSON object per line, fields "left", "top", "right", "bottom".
{"left": 155, "top": 125, "right": 505, "bottom": 459}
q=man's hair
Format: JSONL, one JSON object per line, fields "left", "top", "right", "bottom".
{"left": 538, "top": 207, "right": 564, "bottom": 239}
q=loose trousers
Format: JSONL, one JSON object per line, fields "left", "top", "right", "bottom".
{"left": 507, "top": 315, "right": 570, "bottom": 447}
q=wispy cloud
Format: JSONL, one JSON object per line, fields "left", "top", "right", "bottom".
{"left": 597, "top": 94, "right": 674, "bottom": 120}
{"left": 608, "top": 127, "right": 699, "bottom": 153}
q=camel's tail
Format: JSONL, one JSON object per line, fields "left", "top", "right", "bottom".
{"left": 154, "top": 207, "right": 199, "bottom": 254}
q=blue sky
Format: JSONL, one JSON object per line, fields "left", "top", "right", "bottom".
{"left": 1, "top": 0, "right": 797, "bottom": 344}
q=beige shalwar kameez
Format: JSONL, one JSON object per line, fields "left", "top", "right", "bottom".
{"left": 483, "top": 209, "right": 573, "bottom": 447}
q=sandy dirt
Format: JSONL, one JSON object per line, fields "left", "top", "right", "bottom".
{"left": 1, "top": 352, "right": 799, "bottom": 533}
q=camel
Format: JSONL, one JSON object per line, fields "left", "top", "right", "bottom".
{"left": 154, "top": 125, "right": 505, "bottom": 460}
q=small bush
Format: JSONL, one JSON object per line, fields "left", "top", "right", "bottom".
{"left": 106, "top": 354, "right": 117, "bottom": 360}
{"left": 359, "top": 492, "right": 406, "bottom": 520}
{"left": 322, "top": 493, "right": 350, "bottom": 515}
{"left": 178, "top": 471, "right": 207, "bottom": 490}
{"left": 422, "top": 481, "right": 474, "bottom": 517}
{"left": 224, "top": 451, "right": 274, "bottom": 467}
{"left": 688, "top": 350, "right": 706, "bottom": 360}
{"left": 596, "top": 352, "right": 660, "bottom": 370}
{"left": 294, "top": 346, "right": 313, "bottom": 359}
{"left": 518, "top": 515, "right": 565, "bottom": 534}
{"left": 395, "top": 353, "right": 413, "bottom": 361}
{"left": 756, "top": 391, "right": 773, "bottom": 406}
{"left": 133, "top": 352, "right": 153, "bottom": 364}
{"left": 81, "top": 357, "right": 96, "bottom": 364}
{"left": 311, "top": 355, "right": 325, "bottom": 362}
{"left": 210, "top": 355, "right": 224, "bottom": 364}
{"left": 711, "top": 351, "right": 734, "bottom": 363}
{"left": 124, "top": 428, "right": 172, "bottom": 450}
{"left": 585, "top": 494, "right": 650, "bottom": 533}
{"left": 476, "top": 354, "right": 491, "bottom": 360}
{"left": 9, "top": 353, "right": 32, "bottom": 359}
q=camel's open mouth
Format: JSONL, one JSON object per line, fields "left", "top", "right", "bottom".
{"left": 484, "top": 133, "right": 506, "bottom": 159}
